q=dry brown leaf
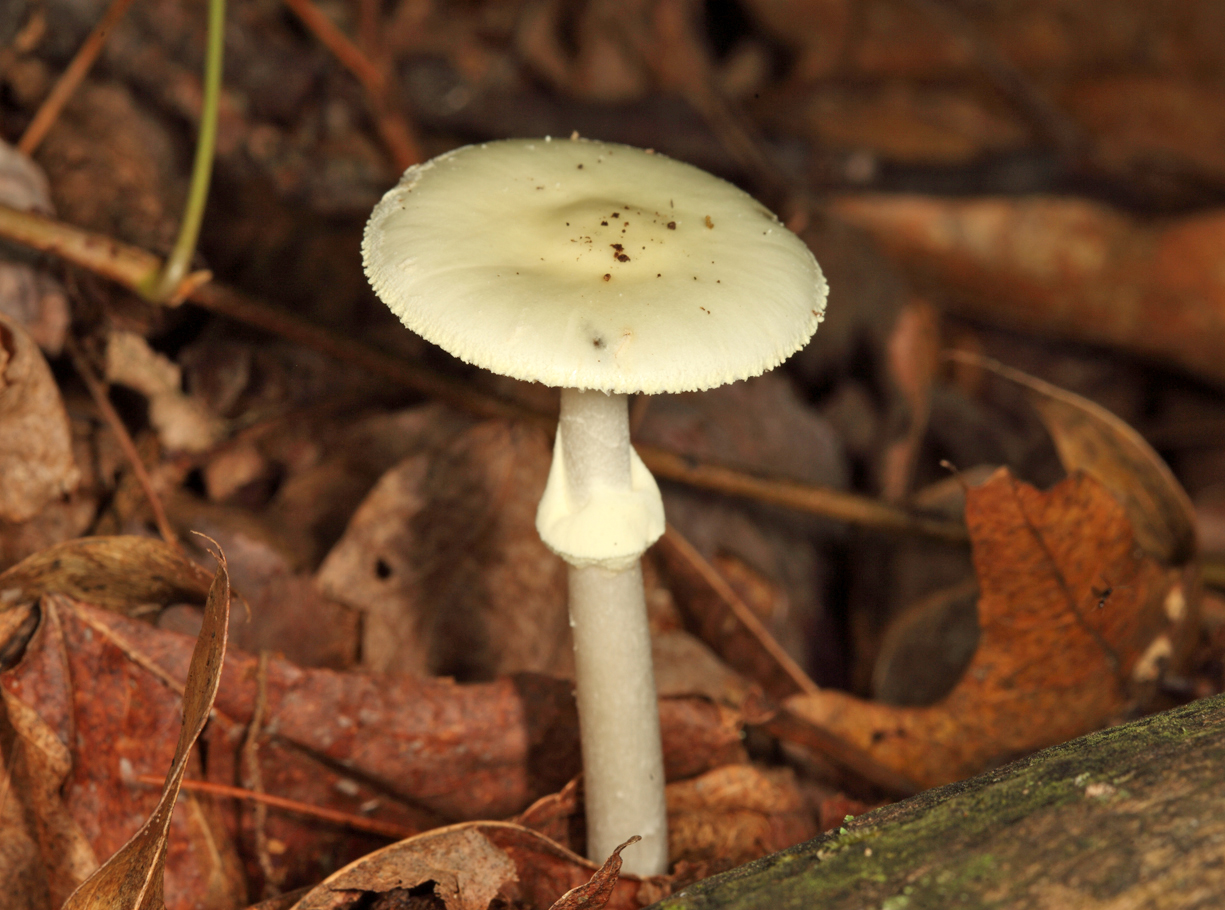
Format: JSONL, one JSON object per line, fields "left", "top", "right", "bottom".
{"left": 0, "top": 314, "right": 79, "bottom": 523}
{"left": 0, "top": 140, "right": 68, "bottom": 355}
{"left": 871, "top": 579, "right": 980, "bottom": 707}
{"left": 948, "top": 352, "right": 1198, "bottom": 565}
{"left": 0, "top": 607, "right": 53, "bottom": 910}
{"left": 881, "top": 298, "right": 940, "bottom": 502}
{"left": 0, "top": 600, "right": 100, "bottom": 908}
{"left": 286, "top": 822, "right": 664, "bottom": 910}
{"left": 665, "top": 765, "right": 816, "bottom": 873}
{"left": 0, "top": 559, "right": 241, "bottom": 909}
{"left": 547, "top": 836, "right": 639, "bottom": 910}
{"left": 51, "top": 602, "right": 742, "bottom": 829}
{"left": 1062, "top": 74, "right": 1225, "bottom": 184}
{"left": 650, "top": 629, "right": 757, "bottom": 709}
{"left": 291, "top": 825, "right": 515, "bottom": 910}
{"left": 785, "top": 468, "right": 1186, "bottom": 789}
{"left": 105, "top": 330, "right": 225, "bottom": 454}
{"left": 2, "top": 553, "right": 740, "bottom": 904}
{"left": 61, "top": 546, "right": 234, "bottom": 909}
{"left": 0, "top": 535, "right": 213, "bottom": 613}
{"left": 831, "top": 194, "right": 1225, "bottom": 388}
{"left": 317, "top": 419, "right": 569, "bottom": 680}
{"left": 515, "top": 764, "right": 816, "bottom": 878}
{"left": 654, "top": 524, "right": 817, "bottom": 701}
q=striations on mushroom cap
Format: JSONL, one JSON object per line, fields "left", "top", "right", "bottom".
{"left": 363, "top": 137, "right": 827, "bottom": 395}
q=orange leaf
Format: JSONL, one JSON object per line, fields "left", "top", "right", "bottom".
{"left": 785, "top": 468, "right": 1182, "bottom": 788}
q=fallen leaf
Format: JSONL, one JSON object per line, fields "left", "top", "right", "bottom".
{"left": 168, "top": 503, "right": 360, "bottom": 669}
{"left": 61, "top": 546, "right": 233, "bottom": 909}
{"left": 871, "top": 580, "right": 980, "bottom": 706}
{"left": 1062, "top": 74, "right": 1225, "bottom": 185}
{"left": 0, "top": 600, "right": 99, "bottom": 908}
{"left": 665, "top": 765, "right": 817, "bottom": 873}
{"left": 286, "top": 822, "right": 665, "bottom": 910}
{"left": 1, "top": 559, "right": 243, "bottom": 909}
{"left": 317, "top": 419, "right": 570, "bottom": 680}
{"left": 650, "top": 629, "right": 757, "bottom": 709}
{"left": 785, "top": 468, "right": 1184, "bottom": 789}
{"left": 292, "top": 825, "right": 515, "bottom": 910}
{"left": 0, "top": 610, "right": 52, "bottom": 910}
{"left": 515, "top": 764, "right": 816, "bottom": 878}
{"left": 881, "top": 298, "right": 940, "bottom": 501}
{"left": 947, "top": 352, "right": 1198, "bottom": 565}
{"left": 13, "top": 598, "right": 742, "bottom": 836}
{"left": 0, "top": 314, "right": 79, "bottom": 522}
{"left": 105, "top": 330, "right": 226, "bottom": 454}
{"left": 0, "top": 536, "right": 213, "bottom": 613}
{"left": 654, "top": 524, "right": 817, "bottom": 701}
{"left": 547, "top": 836, "right": 638, "bottom": 910}
{"left": 831, "top": 194, "right": 1225, "bottom": 388}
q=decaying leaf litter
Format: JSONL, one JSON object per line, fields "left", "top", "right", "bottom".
{"left": 2, "top": 0, "right": 1225, "bottom": 907}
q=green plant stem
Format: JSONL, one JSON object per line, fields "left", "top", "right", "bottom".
{"left": 140, "top": 0, "right": 225, "bottom": 302}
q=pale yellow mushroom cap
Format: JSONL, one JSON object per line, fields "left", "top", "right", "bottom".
{"left": 363, "top": 137, "right": 826, "bottom": 394}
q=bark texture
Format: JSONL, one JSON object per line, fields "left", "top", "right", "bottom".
{"left": 652, "top": 693, "right": 1225, "bottom": 909}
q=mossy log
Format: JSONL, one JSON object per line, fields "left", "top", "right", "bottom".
{"left": 652, "top": 694, "right": 1225, "bottom": 909}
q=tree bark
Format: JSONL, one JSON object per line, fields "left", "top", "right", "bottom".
{"left": 652, "top": 693, "right": 1225, "bottom": 909}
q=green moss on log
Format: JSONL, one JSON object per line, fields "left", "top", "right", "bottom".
{"left": 653, "top": 694, "right": 1225, "bottom": 909}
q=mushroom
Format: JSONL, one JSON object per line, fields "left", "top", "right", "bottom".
{"left": 362, "top": 137, "right": 827, "bottom": 875}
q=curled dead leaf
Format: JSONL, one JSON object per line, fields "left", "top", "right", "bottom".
{"left": 0, "top": 535, "right": 214, "bottom": 613}
{"left": 285, "top": 822, "right": 665, "bottom": 910}
{"left": 784, "top": 468, "right": 1186, "bottom": 789}
{"left": 0, "top": 313, "right": 79, "bottom": 523}
{"left": 60, "top": 543, "right": 232, "bottom": 909}
{"left": 833, "top": 195, "right": 1225, "bottom": 389}
{"left": 317, "top": 420, "right": 570, "bottom": 680}
{"left": 947, "top": 351, "right": 1197, "bottom": 564}
{"left": 105, "top": 330, "right": 225, "bottom": 454}
{"left": 548, "top": 836, "right": 640, "bottom": 910}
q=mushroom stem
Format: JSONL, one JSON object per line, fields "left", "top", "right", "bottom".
{"left": 570, "top": 560, "right": 668, "bottom": 874}
{"left": 555, "top": 387, "right": 668, "bottom": 875}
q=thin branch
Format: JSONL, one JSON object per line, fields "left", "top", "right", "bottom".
{"left": 660, "top": 523, "right": 821, "bottom": 697}
{"left": 0, "top": 202, "right": 972, "bottom": 545}
{"left": 638, "top": 445, "right": 970, "bottom": 544}
{"left": 65, "top": 337, "right": 181, "bottom": 549}
{"left": 280, "top": 0, "right": 421, "bottom": 171}
{"left": 281, "top": 0, "right": 385, "bottom": 94}
{"left": 242, "top": 650, "right": 284, "bottom": 898}
{"left": 17, "top": 0, "right": 139, "bottom": 155}
{"left": 134, "top": 775, "right": 417, "bottom": 840}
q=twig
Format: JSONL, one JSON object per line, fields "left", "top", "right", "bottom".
{"left": 65, "top": 337, "right": 181, "bottom": 549}
{"left": 622, "top": 0, "right": 794, "bottom": 206}
{"left": 660, "top": 524, "right": 820, "bottom": 697}
{"left": 0, "top": 203, "right": 973, "bottom": 544}
{"left": 17, "top": 0, "right": 139, "bottom": 156}
{"left": 280, "top": 0, "right": 421, "bottom": 171}
{"left": 191, "top": 280, "right": 534, "bottom": 424}
{"left": 637, "top": 445, "right": 970, "bottom": 544}
{"left": 242, "top": 650, "right": 284, "bottom": 898}
{"left": 0, "top": 202, "right": 527, "bottom": 422}
{"left": 134, "top": 775, "right": 417, "bottom": 840}
{"left": 281, "top": 0, "right": 385, "bottom": 94}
